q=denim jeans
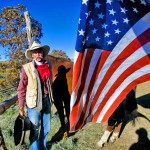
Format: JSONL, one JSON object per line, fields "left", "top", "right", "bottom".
{"left": 27, "top": 96, "right": 51, "bottom": 150}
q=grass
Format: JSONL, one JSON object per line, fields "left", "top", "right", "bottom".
{"left": 0, "top": 104, "right": 104, "bottom": 150}
{"left": 0, "top": 105, "right": 29, "bottom": 150}
{"left": 1, "top": 102, "right": 148, "bottom": 150}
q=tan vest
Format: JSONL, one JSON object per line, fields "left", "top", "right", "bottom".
{"left": 23, "top": 62, "right": 38, "bottom": 108}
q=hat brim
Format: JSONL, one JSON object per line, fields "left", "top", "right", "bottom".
{"left": 14, "top": 116, "right": 31, "bottom": 146}
{"left": 25, "top": 45, "right": 50, "bottom": 59}
{"left": 55, "top": 68, "right": 71, "bottom": 76}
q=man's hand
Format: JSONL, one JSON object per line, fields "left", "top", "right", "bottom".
{"left": 19, "top": 106, "right": 27, "bottom": 117}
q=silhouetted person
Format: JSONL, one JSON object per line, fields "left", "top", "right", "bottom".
{"left": 129, "top": 128, "right": 150, "bottom": 150}
{"left": 53, "top": 65, "right": 71, "bottom": 138}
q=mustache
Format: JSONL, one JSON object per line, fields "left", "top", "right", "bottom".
{"left": 34, "top": 56, "right": 44, "bottom": 62}
{"left": 36, "top": 56, "right": 43, "bottom": 59}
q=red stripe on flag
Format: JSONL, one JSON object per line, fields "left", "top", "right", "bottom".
{"left": 73, "top": 49, "right": 95, "bottom": 106}
{"left": 92, "top": 54, "right": 150, "bottom": 122}
{"left": 102, "top": 73, "right": 150, "bottom": 123}
{"left": 85, "top": 30, "right": 150, "bottom": 122}
{"left": 70, "top": 49, "right": 95, "bottom": 131}
{"left": 73, "top": 50, "right": 111, "bottom": 130}
{"left": 72, "top": 52, "right": 84, "bottom": 91}
{"left": 87, "top": 29, "right": 150, "bottom": 119}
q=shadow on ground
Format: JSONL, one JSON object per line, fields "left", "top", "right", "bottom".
{"left": 136, "top": 93, "right": 150, "bottom": 109}
{"left": 47, "top": 127, "right": 64, "bottom": 149}
{"left": 117, "top": 93, "right": 150, "bottom": 149}
{"left": 129, "top": 128, "right": 150, "bottom": 150}
{"left": 120, "top": 93, "right": 150, "bottom": 133}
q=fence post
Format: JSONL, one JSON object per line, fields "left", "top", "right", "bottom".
{"left": 0, "top": 128, "right": 7, "bottom": 150}
{"left": 24, "top": 11, "right": 33, "bottom": 47}
{"left": 0, "top": 95, "right": 17, "bottom": 115}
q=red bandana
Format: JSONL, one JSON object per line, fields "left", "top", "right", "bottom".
{"left": 36, "top": 63, "right": 50, "bottom": 82}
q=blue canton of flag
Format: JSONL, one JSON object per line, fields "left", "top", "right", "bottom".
{"left": 76, "top": 0, "right": 150, "bottom": 51}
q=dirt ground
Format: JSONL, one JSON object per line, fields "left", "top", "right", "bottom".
{"left": 97, "top": 81, "right": 150, "bottom": 150}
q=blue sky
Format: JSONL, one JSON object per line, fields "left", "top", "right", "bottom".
{"left": 0, "top": 0, "right": 81, "bottom": 60}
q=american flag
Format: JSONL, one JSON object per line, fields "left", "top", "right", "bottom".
{"left": 69, "top": 0, "right": 150, "bottom": 132}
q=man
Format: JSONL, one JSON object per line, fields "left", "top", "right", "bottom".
{"left": 17, "top": 41, "right": 53, "bottom": 150}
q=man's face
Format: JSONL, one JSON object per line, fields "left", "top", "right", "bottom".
{"left": 32, "top": 48, "right": 44, "bottom": 61}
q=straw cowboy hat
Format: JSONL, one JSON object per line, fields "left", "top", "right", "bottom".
{"left": 25, "top": 41, "right": 50, "bottom": 59}
{"left": 14, "top": 115, "right": 31, "bottom": 146}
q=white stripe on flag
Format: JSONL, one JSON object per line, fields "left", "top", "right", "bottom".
{"left": 97, "top": 64, "right": 150, "bottom": 122}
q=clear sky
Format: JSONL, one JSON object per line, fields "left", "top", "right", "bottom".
{"left": 0, "top": 0, "right": 81, "bottom": 60}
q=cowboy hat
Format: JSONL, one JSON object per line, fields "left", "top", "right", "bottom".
{"left": 14, "top": 115, "right": 31, "bottom": 146}
{"left": 25, "top": 41, "right": 50, "bottom": 59}
{"left": 55, "top": 65, "right": 71, "bottom": 76}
